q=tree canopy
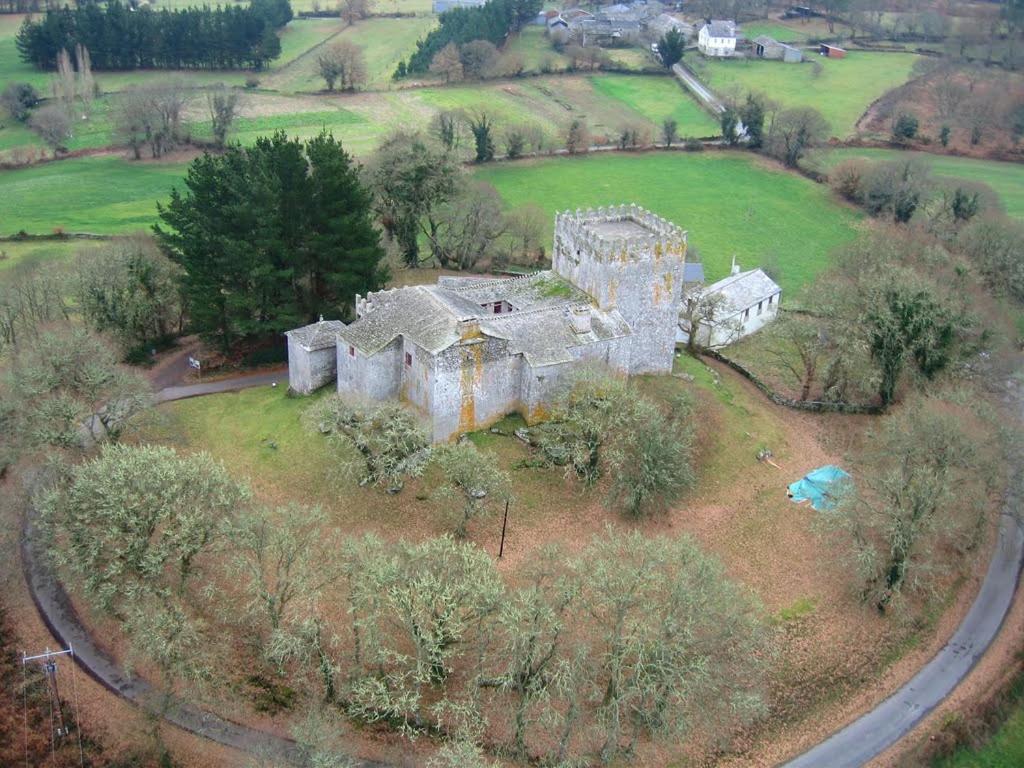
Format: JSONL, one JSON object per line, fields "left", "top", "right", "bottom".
{"left": 155, "top": 131, "right": 386, "bottom": 352}
{"left": 16, "top": 0, "right": 291, "bottom": 71}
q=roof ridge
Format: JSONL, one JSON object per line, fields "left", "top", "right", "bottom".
{"left": 481, "top": 300, "right": 587, "bottom": 322}
{"left": 444, "top": 272, "right": 540, "bottom": 293}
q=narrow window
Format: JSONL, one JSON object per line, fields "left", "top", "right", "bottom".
{"left": 768, "top": 295, "right": 773, "bottom": 305}
{"left": 348, "top": 345, "right": 355, "bottom": 357}
{"left": 744, "top": 308, "right": 750, "bottom": 320}
{"left": 405, "top": 351, "right": 412, "bottom": 366}
{"left": 493, "top": 302, "right": 502, "bottom": 314}
{"left": 757, "top": 301, "right": 763, "bottom": 315}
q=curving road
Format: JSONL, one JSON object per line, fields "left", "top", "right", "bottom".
{"left": 782, "top": 377, "right": 1024, "bottom": 767}
{"left": 20, "top": 369, "right": 1024, "bottom": 768}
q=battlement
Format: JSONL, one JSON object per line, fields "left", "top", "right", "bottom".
{"left": 555, "top": 204, "right": 687, "bottom": 263}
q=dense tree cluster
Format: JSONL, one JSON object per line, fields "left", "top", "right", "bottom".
{"left": 15, "top": 0, "right": 291, "bottom": 71}
{"left": 40, "top": 438, "right": 769, "bottom": 763}
{"left": 401, "top": 0, "right": 542, "bottom": 75}
{"left": 155, "top": 131, "right": 386, "bottom": 352}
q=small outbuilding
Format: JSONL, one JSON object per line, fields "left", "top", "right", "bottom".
{"left": 677, "top": 262, "right": 781, "bottom": 348}
{"left": 285, "top": 318, "right": 347, "bottom": 395}
{"left": 818, "top": 43, "right": 846, "bottom": 58}
{"left": 754, "top": 35, "right": 803, "bottom": 63}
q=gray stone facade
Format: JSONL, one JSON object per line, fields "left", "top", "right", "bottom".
{"left": 286, "top": 206, "right": 688, "bottom": 442}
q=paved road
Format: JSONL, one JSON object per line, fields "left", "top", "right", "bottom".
{"left": 155, "top": 369, "right": 287, "bottom": 403}
{"left": 782, "top": 378, "right": 1024, "bottom": 768}
{"left": 672, "top": 62, "right": 726, "bottom": 114}
{"left": 20, "top": 369, "right": 1024, "bottom": 767}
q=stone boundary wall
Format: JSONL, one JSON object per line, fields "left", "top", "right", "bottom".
{"left": 699, "top": 348, "right": 884, "bottom": 415}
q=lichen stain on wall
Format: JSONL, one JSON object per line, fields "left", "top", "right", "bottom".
{"left": 458, "top": 341, "right": 485, "bottom": 434}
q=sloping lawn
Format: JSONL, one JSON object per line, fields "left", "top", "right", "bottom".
{"left": 817, "top": 148, "right": 1024, "bottom": 220}
{"left": 0, "top": 155, "right": 189, "bottom": 235}
{"left": 477, "top": 151, "right": 861, "bottom": 293}
{"left": 701, "top": 51, "right": 920, "bottom": 137}
{"left": 588, "top": 75, "right": 720, "bottom": 137}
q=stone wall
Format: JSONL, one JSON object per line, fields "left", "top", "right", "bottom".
{"left": 553, "top": 205, "right": 687, "bottom": 375}
{"left": 336, "top": 337, "right": 402, "bottom": 402}
{"left": 286, "top": 338, "right": 337, "bottom": 395}
{"left": 428, "top": 324, "right": 522, "bottom": 442}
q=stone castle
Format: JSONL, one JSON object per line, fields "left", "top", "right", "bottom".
{"left": 286, "top": 205, "right": 688, "bottom": 442}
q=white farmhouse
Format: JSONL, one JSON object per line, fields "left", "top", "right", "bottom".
{"left": 697, "top": 19, "right": 737, "bottom": 57}
{"left": 678, "top": 262, "right": 781, "bottom": 348}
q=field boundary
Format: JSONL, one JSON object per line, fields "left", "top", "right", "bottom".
{"left": 699, "top": 348, "right": 883, "bottom": 414}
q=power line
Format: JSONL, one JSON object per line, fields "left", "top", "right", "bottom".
{"left": 22, "top": 645, "right": 86, "bottom": 768}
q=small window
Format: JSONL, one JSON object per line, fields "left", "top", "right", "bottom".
{"left": 405, "top": 351, "right": 412, "bottom": 366}
{"left": 757, "top": 301, "right": 763, "bottom": 316}
{"left": 768, "top": 295, "right": 773, "bottom": 305}
{"left": 348, "top": 345, "right": 355, "bottom": 357}
{"left": 744, "top": 308, "right": 750, "bottom": 320}
{"left": 493, "top": 302, "right": 502, "bottom": 314}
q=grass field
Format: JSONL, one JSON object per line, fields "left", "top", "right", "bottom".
{"left": 0, "top": 156, "right": 189, "bottom": 235}
{"left": 739, "top": 21, "right": 810, "bottom": 43}
{"left": 502, "top": 26, "right": 571, "bottom": 73}
{"left": 935, "top": 702, "right": 1024, "bottom": 768}
{"left": 264, "top": 16, "right": 437, "bottom": 92}
{"left": 0, "top": 238, "right": 96, "bottom": 274}
{"left": 817, "top": 148, "right": 1024, "bottom": 220}
{"left": 477, "top": 152, "right": 861, "bottom": 293}
{"left": 589, "top": 75, "right": 719, "bottom": 137}
{"left": 0, "top": 151, "right": 861, "bottom": 292}
{"left": 700, "top": 51, "right": 920, "bottom": 137}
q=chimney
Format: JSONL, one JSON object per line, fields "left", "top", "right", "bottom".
{"left": 730, "top": 255, "right": 741, "bottom": 276}
{"left": 569, "top": 305, "right": 592, "bottom": 335}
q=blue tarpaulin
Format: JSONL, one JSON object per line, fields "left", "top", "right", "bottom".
{"left": 787, "top": 465, "right": 851, "bottom": 511}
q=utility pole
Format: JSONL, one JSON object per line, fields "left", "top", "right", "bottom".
{"left": 498, "top": 499, "right": 509, "bottom": 558}
{"left": 22, "top": 646, "right": 85, "bottom": 768}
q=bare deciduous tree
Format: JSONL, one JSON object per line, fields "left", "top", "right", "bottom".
{"left": 207, "top": 86, "right": 241, "bottom": 147}
{"left": 430, "top": 42, "right": 464, "bottom": 83}
{"left": 317, "top": 40, "right": 367, "bottom": 92}
{"left": 28, "top": 104, "right": 71, "bottom": 152}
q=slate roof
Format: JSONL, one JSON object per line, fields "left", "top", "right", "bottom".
{"left": 285, "top": 319, "right": 346, "bottom": 351}
{"left": 338, "top": 287, "right": 461, "bottom": 355}
{"left": 437, "top": 271, "right": 589, "bottom": 311}
{"left": 683, "top": 262, "right": 705, "bottom": 284}
{"left": 480, "top": 305, "right": 631, "bottom": 367}
{"left": 705, "top": 19, "right": 736, "bottom": 38}
{"left": 698, "top": 268, "right": 780, "bottom": 317}
{"left": 335, "top": 271, "right": 626, "bottom": 365}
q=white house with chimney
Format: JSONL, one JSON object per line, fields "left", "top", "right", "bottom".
{"left": 678, "top": 259, "right": 781, "bottom": 348}
{"left": 698, "top": 19, "right": 737, "bottom": 57}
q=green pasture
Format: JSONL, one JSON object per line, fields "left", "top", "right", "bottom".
{"left": 476, "top": 152, "right": 861, "bottom": 293}
{"left": 935, "top": 701, "right": 1024, "bottom": 768}
{"left": 502, "top": 26, "right": 571, "bottom": 73}
{"left": 0, "top": 238, "right": 95, "bottom": 276}
{"left": 589, "top": 75, "right": 719, "bottom": 137}
{"left": 264, "top": 16, "right": 437, "bottom": 91}
{"left": 0, "top": 155, "right": 188, "bottom": 235}
{"left": 739, "top": 21, "right": 810, "bottom": 43}
{"left": 818, "top": 148, "right": 1024, "bottom": 220}
{"left": 700, "top": 51, "right": 920, "bottom": 136}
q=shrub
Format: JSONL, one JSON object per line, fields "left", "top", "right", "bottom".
{"left": 892, "top": 112, "right": 919, "bottom": 141}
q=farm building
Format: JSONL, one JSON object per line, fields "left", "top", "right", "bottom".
{"left": 643, "top": 13, "right": 693, "bottom": 41}
{"left": 286, "top": 206, "right": 690, "bottom": 442}
{"left": 753, "top": 35, "right": 803, "bottom": 62}
{"left": 547, "top": 15, "right": 571, "bottom": 44}
{"left": 678, "top": 263, "right": 781, "bottom": 348}
{"left": 819, "top": 43, "right": 847, "bottom": 58}
{"left": 432, "top": 0, "right": 486, "bottom": 12}
{"left": 698, "top": 19, "right": 737, "bottom": 57}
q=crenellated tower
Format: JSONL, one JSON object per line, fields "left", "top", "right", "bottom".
{"left": 553, "top": 205, "right": 687, "bottom": 374}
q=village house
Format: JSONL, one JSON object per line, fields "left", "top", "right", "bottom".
{"left": 286, "top": 206, "right": 688, "bottom": 442}
{"left": 698, "top": 19, "right": 737, "bottom": 57}
{"left": 678, "top": 262, "right": 781, "bottom": 348}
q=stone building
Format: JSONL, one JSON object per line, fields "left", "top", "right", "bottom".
{"left": 753, "top": 35, "right": 803, "bottom": 63}
{"left": 678, "top": 263, "right": 781, "bottom": 348}
{"left": 286, "top": 205, "right": 688, "bottom": 442}
{"left": 698, "top": 19, "right": 737, "bottom": 57}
